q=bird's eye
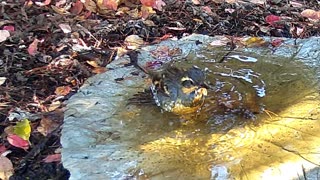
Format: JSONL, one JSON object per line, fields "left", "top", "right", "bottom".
{"left": 181, "top": 80, "right": 194, "bottom": 87}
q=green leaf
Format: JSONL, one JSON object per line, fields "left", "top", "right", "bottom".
{"left": 13, "top": 119, "right": 31, "bottom": 141}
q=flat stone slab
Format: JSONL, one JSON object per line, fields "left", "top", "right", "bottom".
{"left": 61, "top": 34, "right": 320, "bottom": 179}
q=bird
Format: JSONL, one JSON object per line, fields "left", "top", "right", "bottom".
{"left": 129, "top": 65, "right": 208, "bottom": 115}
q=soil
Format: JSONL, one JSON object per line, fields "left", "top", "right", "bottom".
{"left": 0, "top": 0, "right": 319, "bottom": 179}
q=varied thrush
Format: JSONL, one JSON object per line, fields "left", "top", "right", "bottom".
{"left": 129, "top": 65, "right": 208, "bottom": 115}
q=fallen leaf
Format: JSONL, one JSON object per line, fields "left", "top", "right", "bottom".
{"left": 27, "top": 38, "right": 43, "bottom": 56}
{"left": 13, "top": 119, "right": 31, "bottom": 141}
{"left": 242, "top": 37, "right": 267, "bottom": 47}
{"left": 70, "top": 0, "right": 84, "bottom": 14}
{"left": 289, "top": 1, "right": 303, "bottom": 8}
{"left": 210, "top": 36, "right": 230, "bottom": 47}
{"left": 3, "top": 25, "right": 15, "bottom": 32}
{"left": 37, "top": 117, "right": 60, "bottom": 136}
{"left": 7, "top": 134, "right": 29, "bottom": 150}
{"left": 84, "top": 0, "right": 97, "bottom": 12}
{"left": 55, "top": 86, "right": 72, "bottom": 96}
{"left": 166, "top": 27, "right": 186, "bottom": 31}
{"left": 201, "top": 6, "right": 214, "bottom": 16}
{"left": 271, "top": 39, "right": 283, "bottom": 47}
{"left": 0, "top": 145, "right": 7, "bottom": 154}
{"left": 0, "top": 77, "right": 6, "bottom": 85}
{"left": 191, "top": 0, "right": 200, "bottom": 5}
{"left": 0, "top": 30, "right": 10, "bottom": 43}
{"left": 126, "top": 8, "right": 140, "bottom": 19}
{"left": 102, "top": 0, "right": 119, "bottom": 10}
{"left": 225, "top": 8, "right": 235, "bottom": 14}
{"left": 55, "top": 0, "right": 67, "bottom": 7}
{"left": 0, "top": 156, "right": 13, "bottom": 180}
{"left": 140, "top": 0, "right": 155, "bottom": 7}
{"left": 86, "top": 60, "right": 100, "bottom": 68}
{"left": 301, "top": 9, "right": 320, "bottom": 20}
{"left": 43, "top": 154, "right": 61, "bottom": 163}
{"left": 124, "top": 35, "right": 145, "bottom": 50}
{"left": 51, "top": 5, "right": 68, "bottom": 14}
{"left": 152, "top": 0, "right": 165, "bottom": 11}
{"left": 265, "top": 15, "right": 281, "bottom": 26}
{"left": 92, "top": 67, "right": 107, "bottom": 74}
{"left": 143, "top": 20, "right": 156, "bottom": 26}
{"left": 48, "top": 101, "right": 61, "bottom": 111}
{"left": 59, "top": 23, "right": 72, "bottom": 33}
{"left": 159, "top": 33, "right": 173, "bottom": 40}
{"left": 141, "top": 5, "right": 155, "bottom": 19}
{"left": 35, "top": 0, "right": 51, "bottom": 6}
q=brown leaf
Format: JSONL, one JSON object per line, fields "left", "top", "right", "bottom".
{"left": 51, "top": 5, "right": 68, "bottom": 14}
{"left": 84, "top": 0, "right": 97, "bottom": 12}
{"left": 55, "top": 86, "right": 72, "bottom": 96}
{"left": 92, "top": 67, "right": 107, "bottom": 74}
{"left": 43, "top": 154, "right": 61, "bottom": 163}
{"left": 301, "top": 9, "right": 320, "bottom": 20}
{"left": 86, "top": 60, "right": 100, "bottom": 68}
{"left": 7, "top": 134, "right": 29, "bottom": 150}
{"left": 0, "top": 156, "right": 13, "bottom": 180}
{"left": 37, "top": 117, "right": 60, "bottom": 136}
{"left": 124, "top": 35, "right": 145, "bottom": 50}
{"left": 70, "top": 0, "right": 84, "bottom": 14}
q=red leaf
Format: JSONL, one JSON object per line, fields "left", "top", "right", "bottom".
{"left": 3, "top": 25, "right": 15, "bottom": 32}
{"left": 43, "top": 154, "right": 61, "bottom": 163}
{"left": 27, "top": 38, "right": 42, "bottom": 56}
{"left": 0, "top": 144, "right": 7, "bottom": 154}
{"left": 140, "top": 0, "right": 155, "bottom": 7}
{"left": 265, "top": 15, "right": 281, "bottom": 26}
{"left": 70, "top": 0, "right": 83, "bottom": 14}
{"left": 7, "top": 134, "right": 29, "bottom": 150}
{"left": 103, "top": 0, "right": 118, "bottom": 10}
{"left": 271, "top": 39, "right": 284, "bottom": 47}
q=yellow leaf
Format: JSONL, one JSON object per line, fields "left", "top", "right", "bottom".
{"left": 13, "top": 119, "right": 31, "bottom": 141}
{"left": 242, "top": 37, "right": 267, "bottom": 47}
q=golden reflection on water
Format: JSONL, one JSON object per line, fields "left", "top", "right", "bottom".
{"left": 119, "top": 53, "right": 320, "bottom": 179}
{"left": 137, "top": 95, "right": 320, "bottom": 179}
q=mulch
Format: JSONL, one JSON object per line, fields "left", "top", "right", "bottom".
{"left": 0, "top": 0, "right": 319, "bottom": 179}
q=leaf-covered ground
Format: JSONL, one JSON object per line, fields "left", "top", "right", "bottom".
{"left": 0, "top": 0, "right": 319, "bottom": 179}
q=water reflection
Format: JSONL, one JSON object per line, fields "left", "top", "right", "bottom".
{"left": 117, "top": 52, "right": 320, "bottom": 179}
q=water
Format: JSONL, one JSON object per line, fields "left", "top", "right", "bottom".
{"left": 114, "top": 51, "right": 320, "bottom": 179}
